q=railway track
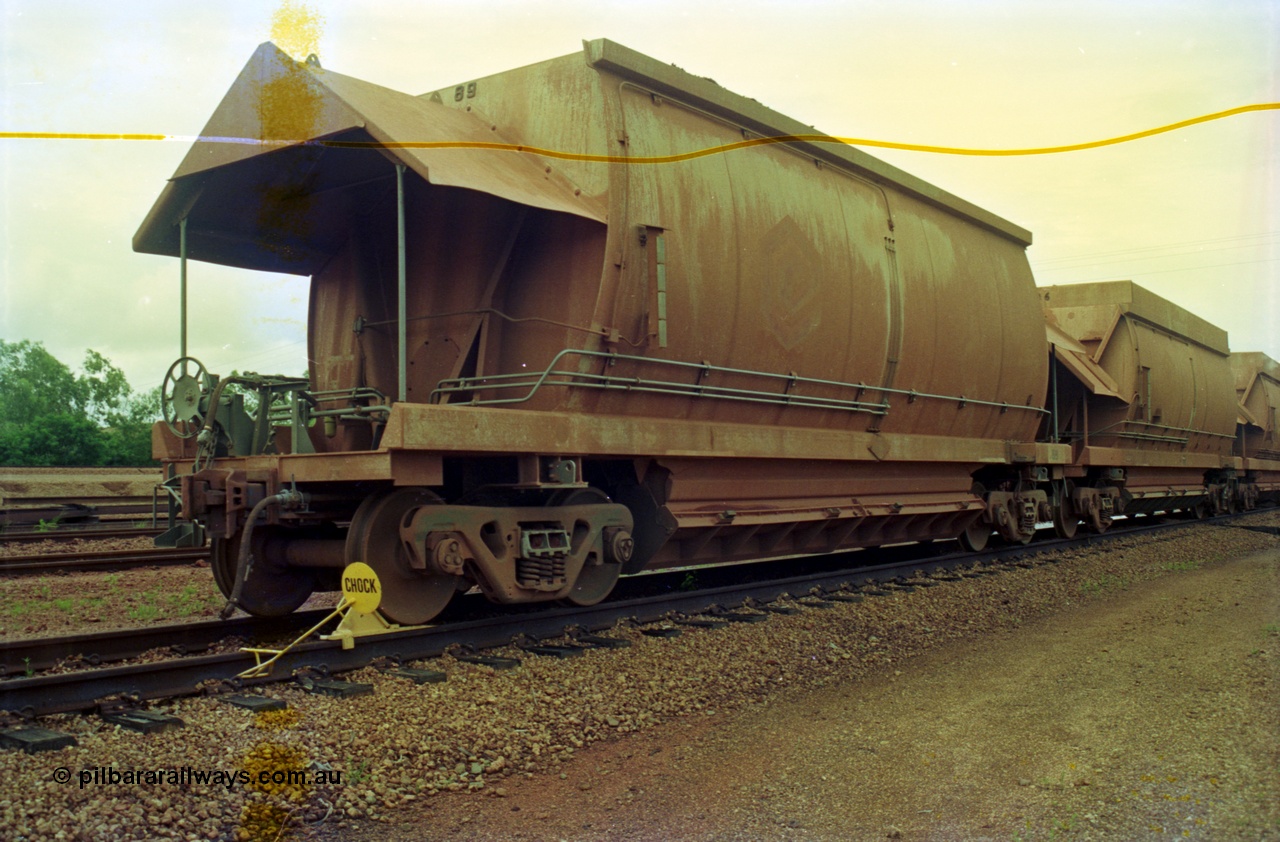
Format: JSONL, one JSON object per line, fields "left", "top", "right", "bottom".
{"left": 0, "top": 610, "right": 334, "bottom": 676}
{"left": 2, "top": 512, "right": 1264, "bottom": 719}
{"left": 0, "top": 546, "right": 207, "bottom": 577}
{"left": 0, "top": 526, "right": 165, "bottom": 544}
{"left": 0, "top": 466, "right": 166, "bottom": 542}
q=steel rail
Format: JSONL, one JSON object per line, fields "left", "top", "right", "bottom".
{"left": 2, "top": 513, "right": 1266, "bottom": 718}
{"left": 0, "top": 547, "right": 208, "bottom": 577}
{"left": 0, "top": 610, "right": 336, "bottom": 677}
{"left": 0, "top": 558, "right": 965, "bottom": 717}
{"left": 0, "top": 543, "right": 948, "bottom": 678}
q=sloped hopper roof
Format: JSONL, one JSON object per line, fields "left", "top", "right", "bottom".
{"left": 1238, "top": 402, "right": 1259, "bottom": 427}
{"left": 134, "top": 43, "right": 604, "bottom": 275}
{"left": 1045, "top": 316, "right": 1124, "bottom": 401}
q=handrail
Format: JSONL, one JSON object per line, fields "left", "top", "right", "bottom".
{"left": 1091, "top": 418, "right": 1235, "bottom": 442}
{"left": 430, "top": 348, "right": 1049, "bottom": 417}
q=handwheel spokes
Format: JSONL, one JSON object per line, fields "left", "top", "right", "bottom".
{"left": 161, "top": 356, "right": 210, "bottom": 439}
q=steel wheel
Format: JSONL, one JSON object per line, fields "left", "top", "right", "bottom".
{"left": 996, "top": 516, "right": 1036, "bottom": 546}
{"left": 549, "top": 488, "right": 623, "bottom": 607}
{"left": 1009, "top": 525, "right": 1036, "bottom": 545}
{"left": 211, "top": 536, "right": 235, "bottom": 597}
{"left": 346, "top": 489, "right": 454, "bottom": 626}
{"left": 958, "top": 482, "right": 990, "bottom": 552}
{"left": 1052, "top": 482, "right": 1079, "bottom": 539}
{"left": 210, "top": 530, "right": 315, "bottom": 617}
{"left": 1082, "top": 514, "right": 1111, "bottom": 534}
{"left": 957, "top": 517, "right": 989, "bottom": 552}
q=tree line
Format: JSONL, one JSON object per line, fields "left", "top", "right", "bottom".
{"left": 0, "top": 339, "right": 160, "bottom": 467}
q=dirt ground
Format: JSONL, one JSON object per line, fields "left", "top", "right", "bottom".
{"left": 0, "top": 561, "right": 223, "bottom": 639}
{"left": 324, "top": 544, "right": 1279, "bottom": 841}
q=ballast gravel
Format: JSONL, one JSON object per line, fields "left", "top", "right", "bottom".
{"left": 0, "top": 535, "right": 158, "bottom": 559}
{"left": 0, "top": 514, "right": 1276, "bottom": 841}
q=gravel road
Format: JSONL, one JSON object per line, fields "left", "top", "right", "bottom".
{"left": 324, "top": 519, "right": 1280, "bottom": 842}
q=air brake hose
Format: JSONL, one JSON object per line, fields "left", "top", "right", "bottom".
{"left": 219, "top": 488, "right": 304, "bottom": 619}
{"left": 192, "top": 378, "right": 235, "bottom": 472}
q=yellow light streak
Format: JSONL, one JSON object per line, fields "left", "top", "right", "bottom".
{"left": 2, "top": 103, "right": 1275, "bottom": 162}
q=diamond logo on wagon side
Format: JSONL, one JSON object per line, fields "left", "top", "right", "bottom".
{"left": 759, "top": 215, "right": 823, "bottom": 351}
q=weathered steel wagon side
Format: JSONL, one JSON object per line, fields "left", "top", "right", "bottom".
{"left": 136, "top": 40, "right": 1065, "bottom": 623}
{"left": 1041, "top": 281, "right": 1242, "bottom": 525}
{"left": 1231, "top": 351, "right": 1280, "bottom": 506}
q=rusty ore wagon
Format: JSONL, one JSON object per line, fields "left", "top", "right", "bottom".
{"left": 134, "top": 40, "right": 1279, "bottom": 624}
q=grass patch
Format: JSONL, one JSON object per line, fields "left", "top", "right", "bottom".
{"left": 4, "top": 601, "right": 35, "bottom": 618}
{"left": 125, "top": 586, "right": 162, "bottom": 621}
{"left": 2, "top": 574, "right": 221, "bottom": 627}
{"left": 5, "top": 593, "right": 110, "bottom": 618}
{"left": 127, "top": 603, "right": 160, "bottom": 621}
{"left": 1051, "top": 813, "right": 1078, "bottom": 835}
{"left": 1080, "top": 573, "right": 1129, "bottom": 595}
{"left": 1160, "top": 559, "right": 1202, "bottom": 572}
{"left": 1013, "top": 809, "right": 1080, "bottom": 841}
{"left": 165, "top": 584, "right": 204, "bottom": 617}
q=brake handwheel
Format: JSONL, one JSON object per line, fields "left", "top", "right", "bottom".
{"left": 161, "top": 356, "right": 209, "bottom": 438}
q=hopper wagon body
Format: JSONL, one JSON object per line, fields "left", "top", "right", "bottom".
{"left": 135, "top": 40, "right": 1260, "bottom": 624}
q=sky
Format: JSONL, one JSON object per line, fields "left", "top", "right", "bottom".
{"left": 1, "top": 0, "right": 1276, "bottom": 395}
